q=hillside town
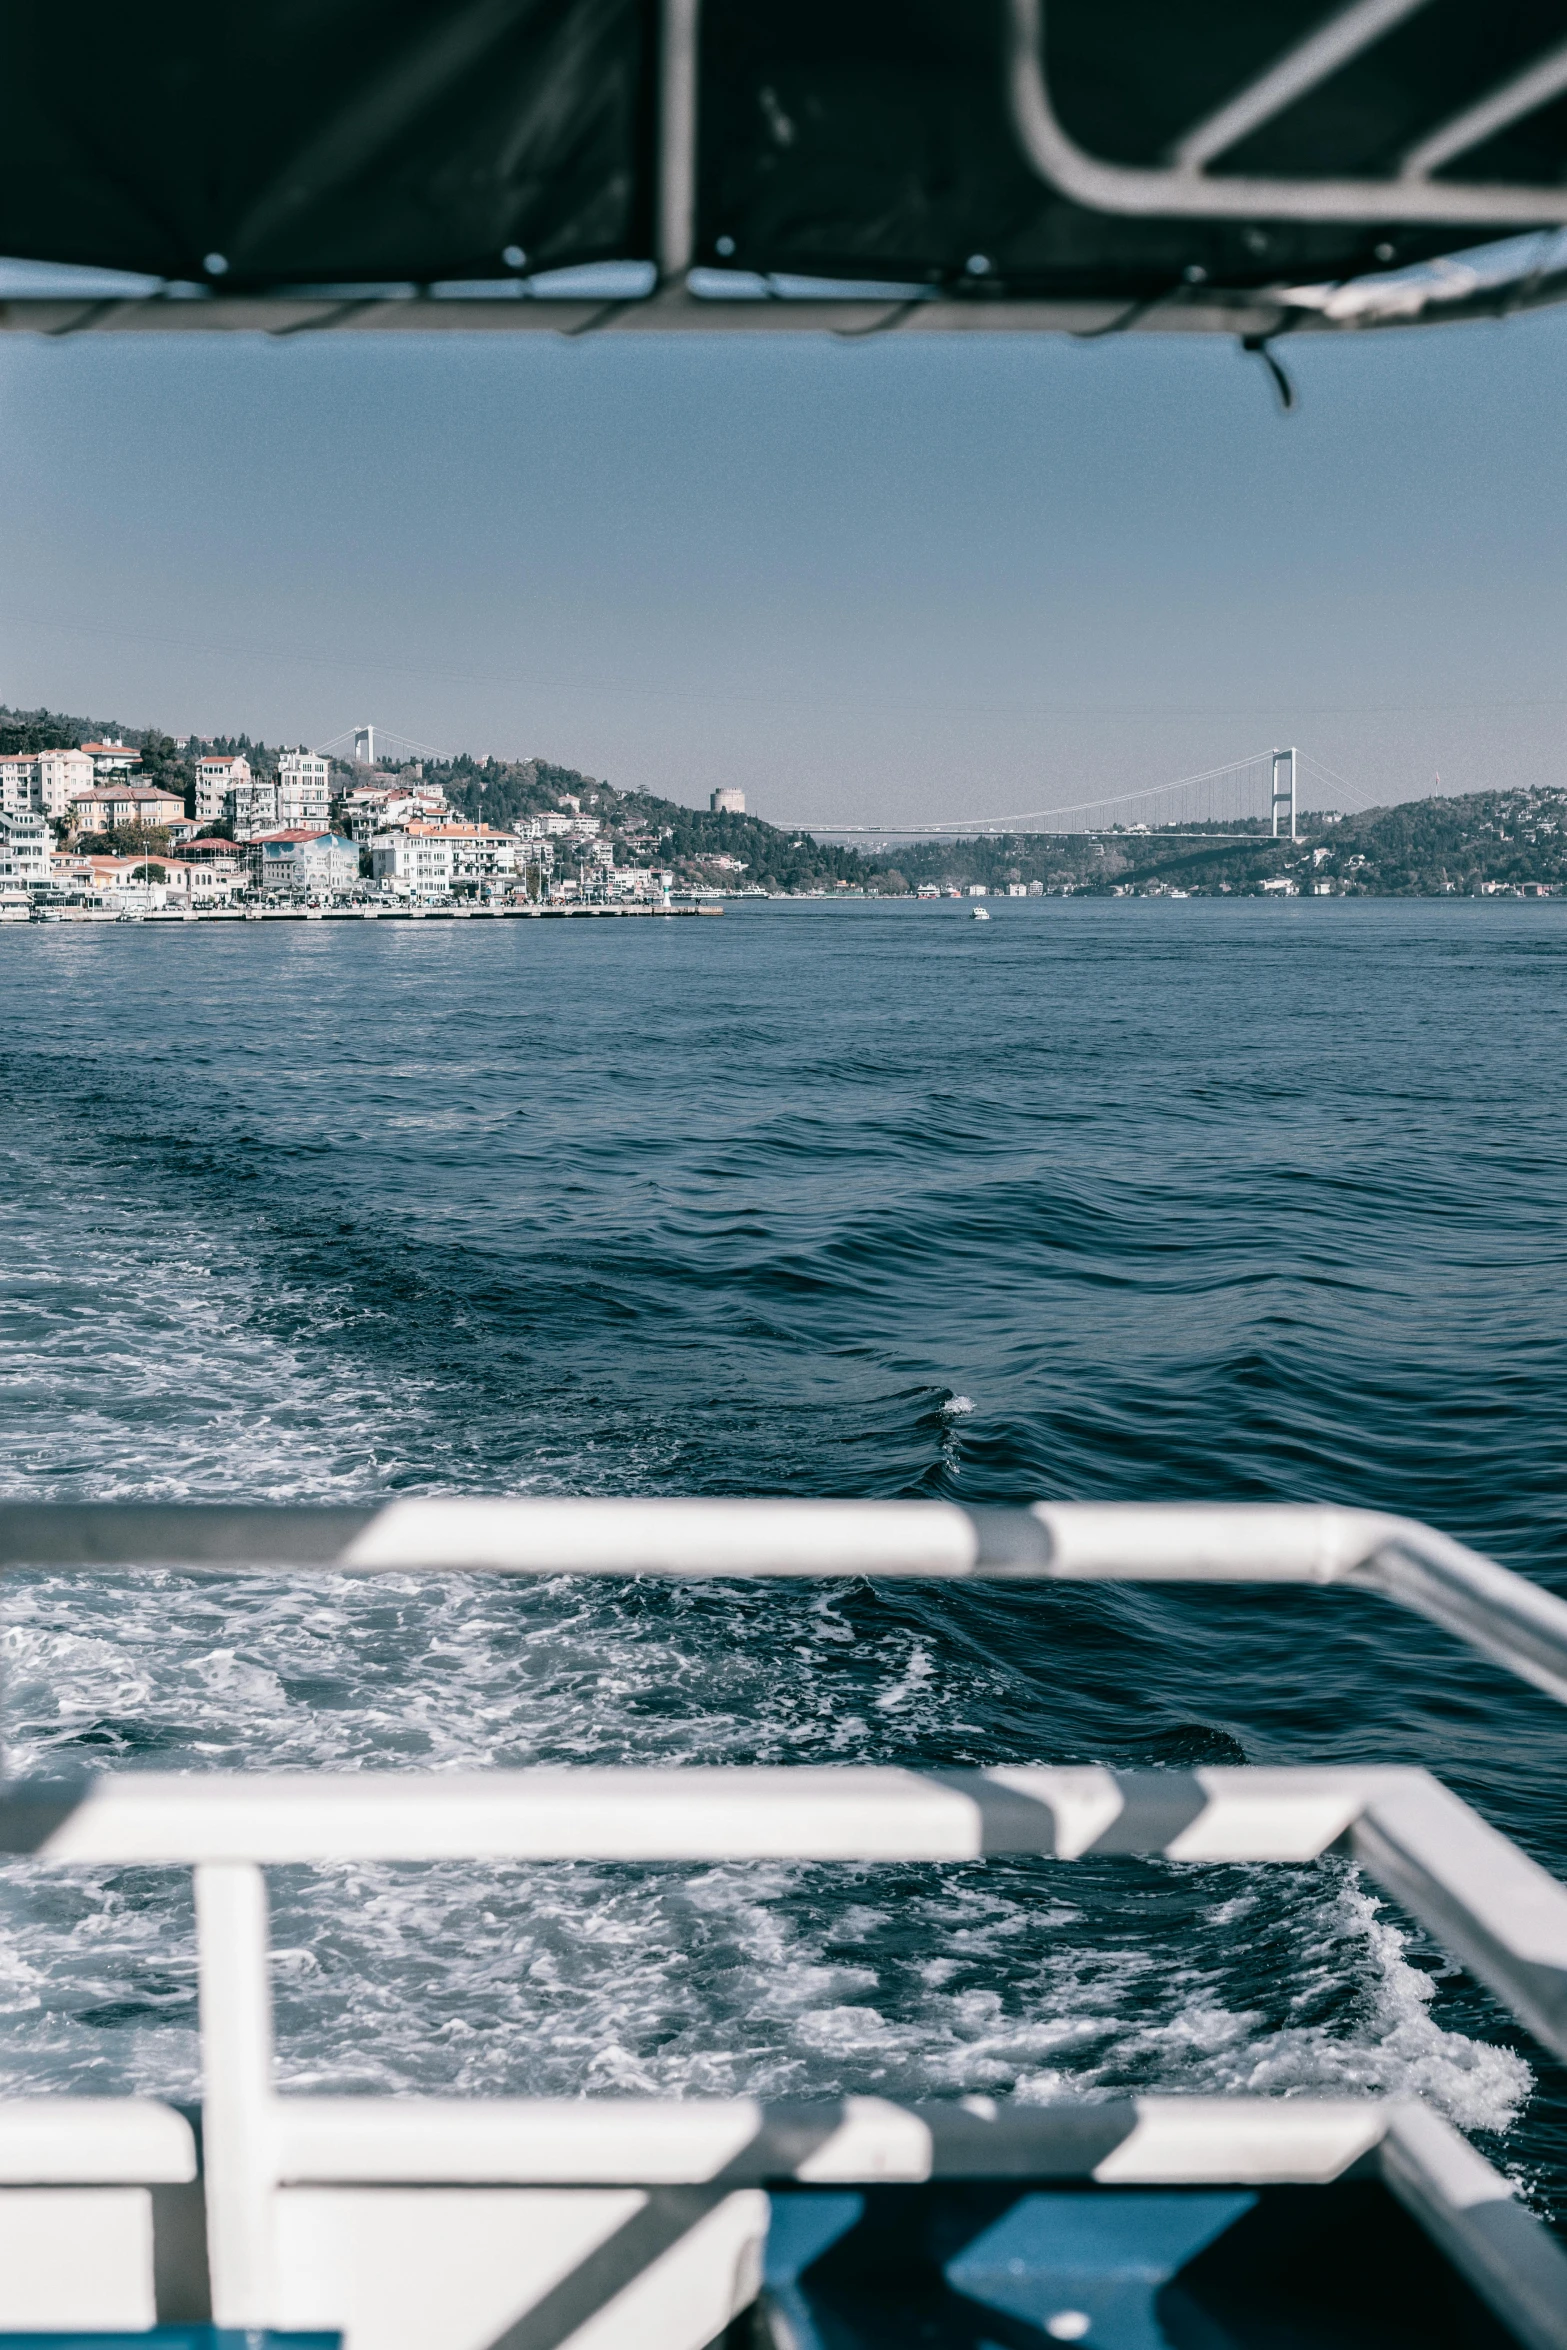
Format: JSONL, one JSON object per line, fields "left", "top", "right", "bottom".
{"left": 0, "top": 702, "right": 893, "bottom": 914}
{"left": 0, "top": 732, "right": 690, "bottom": 917}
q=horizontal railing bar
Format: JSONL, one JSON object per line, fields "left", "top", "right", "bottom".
{"left": 2, "top": 1499, "right": 1564, "bottom": 1705}
{"left": 0, "top": 1762, "right": 1397, "bottom": 1865}
{"left": 268, "top": 2093, "right": 1391, "bottom": 2188}
{"left": 0, "top": 2100, "right": 195, "bottom": 2183}
{"left": 6, "top": 1762, "right": 1566, "bottom": 2059}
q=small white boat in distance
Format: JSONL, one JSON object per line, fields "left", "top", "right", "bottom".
{"left": 970, "top": 906, "right": 990, "bottom": 920}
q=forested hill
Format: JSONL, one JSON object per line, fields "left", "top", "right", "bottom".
{"left": 855, "top": 783, "right": 1567, "bottom": 897}
{"left": 431, "top": 755, "right": 873, "bottom": 893}
{"left": 1305, "top": 784, "right": 1567, "bottom": 894}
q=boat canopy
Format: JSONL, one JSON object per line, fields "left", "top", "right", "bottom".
{"left": 4, "top": 0, "right": 1567, "bottom": 335}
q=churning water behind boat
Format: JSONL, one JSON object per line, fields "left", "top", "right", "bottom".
{"left": 0, "top": 899, "right": 1561, "bottom": 2217}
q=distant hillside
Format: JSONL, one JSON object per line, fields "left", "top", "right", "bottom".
{"left": 870, "top": 784, "right": 1567, "bottom": 897}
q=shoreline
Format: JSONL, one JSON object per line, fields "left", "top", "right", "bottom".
{"left": 21, "top": 902, "right": 724, "bottom": 926}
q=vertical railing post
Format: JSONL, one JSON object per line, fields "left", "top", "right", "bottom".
{"left": 658, "top": 0, "right": 701, "bottom": 285}
{"left": 195, "top": 1861, "right": 278, "bottom": 2330}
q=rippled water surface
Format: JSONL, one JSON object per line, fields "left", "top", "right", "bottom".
{"left": 0, "top": 901, "right": 1563, "bottom": 2220}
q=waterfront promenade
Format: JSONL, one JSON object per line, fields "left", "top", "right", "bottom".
{"left": 26, "top": 902, "right": 722, "bottom": 926}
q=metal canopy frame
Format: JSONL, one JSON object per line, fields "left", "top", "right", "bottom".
{"left": 9, "top": 0, "right": 1567, "bottom": 340}
{"left": 1005, "top": 0, "right": 1567, "bottom": 226}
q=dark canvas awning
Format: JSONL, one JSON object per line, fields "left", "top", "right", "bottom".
{"left": 4, "top": 0, "right": 1567, "bottom": 335}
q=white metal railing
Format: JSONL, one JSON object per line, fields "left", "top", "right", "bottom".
{"left": 3, "top": 1769, "right": 1554, "bottom": 2340}
{"left": 5, "top": 1759, "right": 1563, "bottom": 2057}
{"left": 5, "top": 1496, "right": 1567, "bottom": 1701}
{"left": 2, "top": 1499, "right": 1566, "bottom": 2341}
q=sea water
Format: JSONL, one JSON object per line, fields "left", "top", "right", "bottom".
{"left": 0, "top": 899, "right": 1561, "bottom": 2219}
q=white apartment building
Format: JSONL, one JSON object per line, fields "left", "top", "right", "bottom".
{"left": 371, "top": 829, "right": 454, "bottom": 894}
{"left": 0, "top": 757, "right": 43, "bottom": 815}
{"left": 0, "top": 809, "right": 51, "bottom": 886}
{"left": 195, "top": 753, "right": 251, "bottom": 825}
{"left": 277, "top": 751, "right": 332, "bottom": 830}
{"left": 370, "top": 822, "right": 531, "bottom": 896}
{"left": 228, "top": 777, "right": 279, "bottom": 839}
{"left": 3, "top": 749, "right": 97, "bottom": 819}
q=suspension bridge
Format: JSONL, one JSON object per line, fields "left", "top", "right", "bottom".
{"left": 309, "top": 723, "right": 453, "bottom": 768}
{"left": 806, "top": 747, "right": 1380, "bottom": 843}
{"left": 304, "top": 730, "right": 1385, "bottom": 847}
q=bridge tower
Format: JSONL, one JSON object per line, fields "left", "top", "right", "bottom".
{"left": 1270, "top": 746, "right": 1297, "bottom": 842}
{"left": 352, "top": 725, "right": 375, "bottom": 766}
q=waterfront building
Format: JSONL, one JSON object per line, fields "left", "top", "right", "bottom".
{"left": 710, "top": 786, "right": 746, "bottom": 813}
{"left": 369, "top": 820, "right": 526, "bottom": 896}
{"left": 277, "top": 750, "right": 332, "bottom": 830}
{"left": 81, "top": 738, "right": 141, "bottom": 774}
{"left": 49, "top": 851, "right": 238, "bottom": 910}
{"left": 183, "top": 839, "right": 246, "bottom": 880}
{"left": 0, "top": 808, "right": 52, "bottom": 887}
{"left": 605, "top": 864, "right": 663, "bottom": 900}
{"left": 49, "top": 853, "right": 154, "bottom": 911}
{"left": 370, "top": 826, "right": 454, "bottom": 895}
{"left": 195, "top": 752, "right": 251, "bottom": 824}
{"left": 248, "top": 829, "right": 359, "bottom": 895}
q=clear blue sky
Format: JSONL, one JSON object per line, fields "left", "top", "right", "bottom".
{"left": 2, "top": 309, "right": 1565, "bottom": 826}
